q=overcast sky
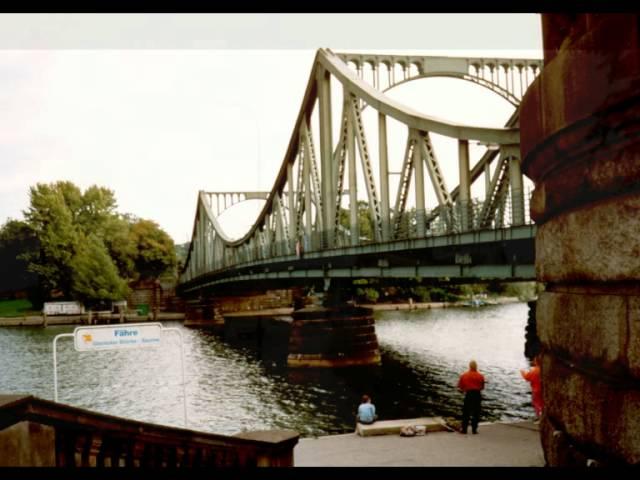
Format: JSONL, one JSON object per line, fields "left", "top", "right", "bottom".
{"left": 0, "top": 14, "right": 542, "bottom": 244}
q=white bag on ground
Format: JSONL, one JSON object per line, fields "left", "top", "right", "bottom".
{"left": 400, "top": 425, "right": 416, "bottom": 437}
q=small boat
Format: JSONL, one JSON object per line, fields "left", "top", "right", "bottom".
{"left": 461, "top": 295, "right": 488, "bottom": 307}
{"left": 464, "top": 299, "right": 485, "bottom": 307}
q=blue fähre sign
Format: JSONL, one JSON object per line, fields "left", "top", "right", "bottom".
{"left": 74, "top": 323, "right": 163, "bottom": 352}
{"left": 54, "top": 322, "right": 188, "bottom": 426}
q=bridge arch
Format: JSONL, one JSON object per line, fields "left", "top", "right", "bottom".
{"left": 336, "top": 52, "right": 542, "bottom": 107}
{"left": 180, "top": 48, "right": 542, "bottom": 288}
{"left": 379, "top": 72, "right": 521, "bottom": 107}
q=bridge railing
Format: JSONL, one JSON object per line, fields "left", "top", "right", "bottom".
{"left": 215, "top": 189, "right": 534, "bottom": 264}
{"left": 320, "top": 189, "right": 533, "bottom": 249}
{"left": 0, "top": 394, "right": 298, "bottom": 467}
{"left": 182, "top": 188, "right": 534, "bottom": 283}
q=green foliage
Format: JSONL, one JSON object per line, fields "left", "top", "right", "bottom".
{"left": 339, "top": 200, "right": 375, "bottom": 241}
{"left": 77, "top": 185, "right": 118, "bottom": 235}
{"left": 501, "top": 282, "right": 537, "bottom": 300}
{"left": 19, "top": 181, "right": 176, "bottom": 303}
{"left": 23, "top": 183, "right": 81, "bottom": 296}
{"left": 457, "top": 283, "right": 488, "bottom": 297}
{"left": 69, "top": 233, "right": 129, "bottom": 304}
{"left": 483, "top": 280, "right": 537, "bottom": 300}
{"left": 486, "top": 279, "right": 503, "bottom": 294}
{"left": 129, "top": 219, "right": 176, "bottom": 280}
{"left": 0, "top": 219, "right": 35, "bottom": 244}
{"left": 0, "top": 219, "right": 39, "bottom": 297}
{"left": 421, "top": 287, "right": 457, "bottom": 302}
{"left": 103, "top": 215, "right": 137, "bottom": 280}
{"left": 175, "top": 242, "right": 190, "bottom": 270}
{"left": 410, "top": 286, "right": 431, "bottom": 302}
{"left": 356, "top": 287, "right": 380, "bottom": 303}
{"left": 0, "top": 299, "right": 39, "bottom": 317}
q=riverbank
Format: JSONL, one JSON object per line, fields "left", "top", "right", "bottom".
{"left": 295, "top": 420, "right": 544, "bottom": 466}
{"left": 360, "top": 296, "right": 524, "bottom": 311}
{"left": 0, "top": 312, "right": 185, "bottom": 327}
{"left": 0, "top": 297, "right": 527, "bottom": 326}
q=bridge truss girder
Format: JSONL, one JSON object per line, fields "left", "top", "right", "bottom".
{"left": 180, "top": 49, "right": 541, "bottom": 287}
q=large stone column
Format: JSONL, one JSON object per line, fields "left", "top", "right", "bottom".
{"left": 288, "top": 280, "right": 381, "bottom": 368}
{"left": 184, "top": 295, "right": 223, "bottom": 330}
{"left": 520, "top": 14, "right": 640, "bottom": 465}
{"left": 287, "top": 304, "right": 381, "bottom": 368}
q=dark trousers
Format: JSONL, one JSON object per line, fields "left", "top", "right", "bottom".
{"left": 462, "top": 390, "right": 482, "bottom": 433}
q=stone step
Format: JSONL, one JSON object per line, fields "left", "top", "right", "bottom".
{"left": 356, "top": 417, "right": 450, "bottom": 437}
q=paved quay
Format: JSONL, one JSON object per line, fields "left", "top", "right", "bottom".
{"left": 294, "top": 421, "right": 544, "bottom": 467}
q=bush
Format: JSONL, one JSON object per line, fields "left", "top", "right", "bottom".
{"left": 410, "top": 286, "right": 431, "bottom": 302}
{"left": 356, "top": 287, "right": 380, "bottom": 303}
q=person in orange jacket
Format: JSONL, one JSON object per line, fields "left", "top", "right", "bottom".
{"left": 457, "top": 360, "right": 486, "bottom": 434}
{"left": 521, "top": 356, "right": 543, "bottom": 418}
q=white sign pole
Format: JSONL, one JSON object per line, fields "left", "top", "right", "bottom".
{"left": 53, "top": 333, "right": 74, "bottom": 403}
{"left": 52, "top": 324, "right": 188, "bottom": 427}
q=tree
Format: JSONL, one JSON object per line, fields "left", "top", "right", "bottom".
{"left": 102, "top": 215, "right": 137, "bottom": 280}
{"left": 23, "top": 183, "right": 80, "bottom": 297}
{"left": 77, "top": 185, "right": 118, "bottom": 236}
{"left": 0, "top": 219, "right": 39, "bottom": 298}
{"left": 174, "top": 242, "right": 190, "bottom": 272}
{"left": 129, "top": 219, "right": 176, "bottom": 280}
{"left": 338, "top": 200, "right": 376, "bottom": 241}
{"left": 69, "top": 233, "right": 128, "bottom": 305}
{"left": 21, "top": 181, "right": 176, "bottom": 304}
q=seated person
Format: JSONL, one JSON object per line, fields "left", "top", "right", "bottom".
{"left": 356, "top": 394, "right": 378, "bottom": 424}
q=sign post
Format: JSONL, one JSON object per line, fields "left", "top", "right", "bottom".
{"left": 53, "top": 323, "right": 188, "bottom": 427}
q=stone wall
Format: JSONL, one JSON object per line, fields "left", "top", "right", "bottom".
{"left": 127, "top": 279, "right": 185, "bottom": 312}
{"left": 183, "top": 289, "right": 294, "bottom": 328}
{"left": 214, "top": 290, "right": 293, "bottom": 314}
{"left": 520, "top": 14, "right": 640, "bottom": 465}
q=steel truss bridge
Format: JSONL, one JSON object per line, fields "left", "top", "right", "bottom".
{"left": 179, "top": 49, "right": 542, "bottom": 295}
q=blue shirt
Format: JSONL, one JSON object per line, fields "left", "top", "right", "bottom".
{"left": 357, "top": 402, "right": 376, "bottom": 423}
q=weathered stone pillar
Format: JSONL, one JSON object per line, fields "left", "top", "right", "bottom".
{"left": 287, "top": 304, "right": 381, "bottom": 368}
{"left": 288, "top": 280, "right": 381, "bottom": 368}
{"left": 520, "top": 14, "right": 640, "bottom": 466}
{"left": 183, "top": 296, "right": 223, "bottom": 330}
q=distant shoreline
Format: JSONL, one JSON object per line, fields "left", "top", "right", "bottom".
{"left": 0, "top": 312, "right": 185, "bottom": 327}
{"left": 360, "top": 296, "right": 526, "bottom": 311}
{"left": 0, "top": 297, "right": 530, "bottom": 326}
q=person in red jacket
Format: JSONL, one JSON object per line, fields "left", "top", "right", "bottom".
{"left": 520, "top": 356, "right": 543, "bottom": 418}
{"left": 457, "top": 360, "right": 486, "bottom": 434}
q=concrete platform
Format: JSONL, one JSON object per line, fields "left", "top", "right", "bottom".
{"left": 295, "top": 420, "right": 544, "bottom": 467}
{"left": 356, "top": 417, "right": 448, "bottom": 437}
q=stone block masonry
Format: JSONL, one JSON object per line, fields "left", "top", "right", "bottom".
{"left": 520, "top": 13, "right": 640, "bottom": 465}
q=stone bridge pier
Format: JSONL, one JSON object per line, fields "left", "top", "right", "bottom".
{"left": 521, "top": 14, "right": 640, "bottom": 465}
{"left": 287, "top": 279, "right": 382, "bottom": 368}
{"left": 184, "top": 289, "right": 297, "bottom": 330}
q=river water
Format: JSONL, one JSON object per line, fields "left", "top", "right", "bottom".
{"left": 0, "top": 302, "right": 535, "bottom": 437}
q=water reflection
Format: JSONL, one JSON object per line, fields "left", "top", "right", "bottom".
{"left": 0, "top": 303, "right": 534, "bottom": 437}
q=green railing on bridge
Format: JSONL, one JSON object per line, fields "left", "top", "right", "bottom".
{"left": 180, "top": 190, "right": 534, "bottom": 286}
